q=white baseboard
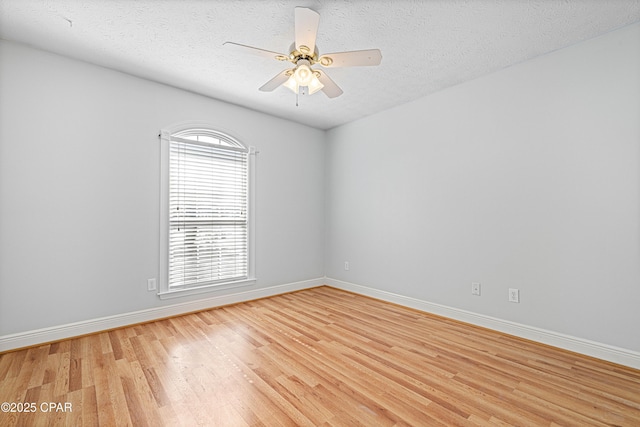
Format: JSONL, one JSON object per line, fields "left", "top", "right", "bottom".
{"left": 325, "top": 277, "right": 640, "bottom": 370}
{"left": 0, "top": 278, "right": 323, "bottom": 353}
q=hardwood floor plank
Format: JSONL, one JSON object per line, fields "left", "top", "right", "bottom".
{"left": 120, "top": 374, "right": 151, "bottom": 427}
{"left": 91, "top": 351, "right": 121, "bottom": 426}
{"left": 80, "top": 385, "right": 99, "bottom": 427}
{"left": 107, "top": 330, "right": 124, "bottom": 361}
{"left": 68, "top": 356, "right": 83, "bottom": 394}
{"left": 1, "top": 286, "right": 639, "bottom": 426}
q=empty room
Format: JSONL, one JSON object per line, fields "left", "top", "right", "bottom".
{"left": 1, "top": 0, "right": 639, "bottom": 425}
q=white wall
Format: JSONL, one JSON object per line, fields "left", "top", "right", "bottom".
{"left": 0, "top": 40, "right": 325, "bottom": 336}
{"left": 325, "top": 22, "right": 640, "bottom": 352}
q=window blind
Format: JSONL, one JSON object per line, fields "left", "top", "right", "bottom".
{"left": 168, "top": 136, "right": 249, "bottom": 289}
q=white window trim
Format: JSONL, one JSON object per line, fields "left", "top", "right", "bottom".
{"left": 158, "top": 124, "right": 256, "bottom": 299}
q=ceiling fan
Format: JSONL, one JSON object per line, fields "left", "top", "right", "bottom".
{"left": 224, "top": 7, "right": 382, "bottom": 99}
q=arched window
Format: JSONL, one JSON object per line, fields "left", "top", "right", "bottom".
{"left": 159, "top": 126, "right": 255, "bottom": 297}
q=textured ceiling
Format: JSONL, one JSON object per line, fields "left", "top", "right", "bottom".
{"left": 1, "top": 0, "right": 640, "bottom": 130}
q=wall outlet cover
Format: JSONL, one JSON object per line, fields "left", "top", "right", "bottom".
{"left": 471, "top": 282, "right": 481, "bottom": 296}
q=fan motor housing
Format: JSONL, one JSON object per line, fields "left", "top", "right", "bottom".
{"left": 288, "top": 43, "right": 318, "bottom": 64}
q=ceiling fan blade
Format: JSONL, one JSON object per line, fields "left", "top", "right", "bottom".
{"left": 223, "top": 41, "right": 288, "bottom": 62}
{"left": 316, "top": 71, "right": 343, "bottom": 98}
{"left": 294, "top": 7, "right": 320, "bottom": 55}
{"left": 259, "top": 69, "right": 291, "bottom": 92}
{"left": 318, "top": 49, "right": 382, "bottom": 67}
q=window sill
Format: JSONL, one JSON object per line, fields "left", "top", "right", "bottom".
{"left": 157, "top": 278, "right": 257, "bottom": 300}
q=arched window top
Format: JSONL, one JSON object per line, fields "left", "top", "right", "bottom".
{"left": 172, "top": 128, "right": 247, "bottom": 151}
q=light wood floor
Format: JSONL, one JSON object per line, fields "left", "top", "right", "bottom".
{"left": 1, "top": 287, "right": 639, "bottom": 426}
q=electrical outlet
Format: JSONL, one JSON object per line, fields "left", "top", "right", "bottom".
{"left": 508, "top": 288, "right": 519, "bottom": 303}
{"left": 344, "top": 261, "right": 350, "bottom": 271}
{"left": 471, "top": 282, "right": 481, "bottom": 296}
{"left": 147, "top": 278, "right": 157, "bottom": 291}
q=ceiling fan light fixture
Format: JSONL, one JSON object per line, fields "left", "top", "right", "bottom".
{"left": 283, "top": 74, "right": 299, "bottom": 93}
{"left": 307, "top": 74, "right": 324, "bottom": 95}
{"left": 283, "top": 73, "right": 324, "bottom": 95}
{"left": 293, "top": 60, "right": 313, "bottom": 85}
{"left": 284, "top": 60, "right": 324, "bottom": 95}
